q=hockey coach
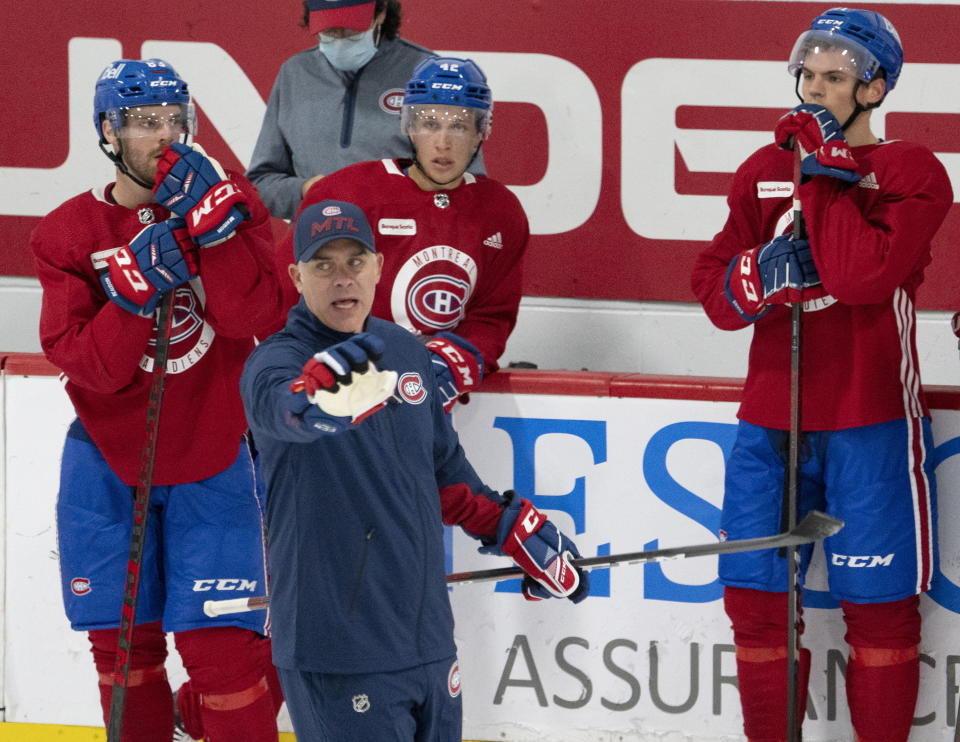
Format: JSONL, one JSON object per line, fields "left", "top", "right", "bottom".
{"left": 241, "top": 199, "right": 589, "bottom": 741}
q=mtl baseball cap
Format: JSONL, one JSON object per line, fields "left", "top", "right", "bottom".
{"left": 294, "top": 200, "right": 376, "bottom": 263}
{"left": 307, "top": 0, "right": 376, "bottom": 33}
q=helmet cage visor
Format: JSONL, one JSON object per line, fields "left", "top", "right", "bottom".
{"left": 400, "top": 103, "right": 491, "bottom": 140}
{"left": 788, "top": 30, "right": 883, "bottom": 85}
{"left": 104, "top": 102, "right": 197, "bottom": 141}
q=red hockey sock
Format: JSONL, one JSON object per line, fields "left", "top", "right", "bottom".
{"left": 842, "top": 597, "right": 921, "bottom": 742}
{"left": 176, "top": 679, "right": 205, "bottom": 740}
{"left": 88, "top": 621, "right": 173, "bottom": 742}
{"left": 174, "top": 627, "right": 280, "bottom": 742}
{"left": 725, "top": 587, "right": 810, "bottom": 742}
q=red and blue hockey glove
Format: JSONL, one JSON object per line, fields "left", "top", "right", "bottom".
{"left": 774, "top": 103, "right": 861, "bottom": 184}
{"left": 287, "top": 333, "right": 397, "bottom": 431}
{"left": 100, "top": 217, "right": 197, "bottom": 316}
{"left": 424, "top": 331, "right": 484, "bottom": 413}
{"left": 481, "top": 493, "right": 589, "bottom": 603}
{"left": 725, "top": 234, "right": 825, "bottom": 320}
{"left": 154, "top": 142, "right": 249, "bottom": 247}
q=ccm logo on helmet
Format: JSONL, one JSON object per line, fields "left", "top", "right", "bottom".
{"left": 150, "top": 80, "right": 178, "bottom": 87}
{"left": 192, "top": 578, "right": 259, "bottom": 592}
{"left": 831, "top": 553, "right": 894, "bottom": 568}
{"left": 431, "top": 83, "right": 464, "bottom": 91}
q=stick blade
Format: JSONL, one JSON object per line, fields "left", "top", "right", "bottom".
{"left": 791, "top": 510, "right": 843, "bottom": 542}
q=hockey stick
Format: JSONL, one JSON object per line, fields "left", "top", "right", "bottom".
{"left": 785, "top": 147, "right": 806, "bottom": 742}
{"left": 201, "top": 510, "right": 843, "bottom": 617}
{"left": 107, "top": 291, "right": 176, "bottom": 742}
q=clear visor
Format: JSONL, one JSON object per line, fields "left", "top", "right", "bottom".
{"left": 787, "top": 30, "right": 881, "bottom": 83}
{"left": 400, "top": 104, "right": 491, "bottom": 139}
{"left": 109, "top": 102, "right": 197, "bottom": 140}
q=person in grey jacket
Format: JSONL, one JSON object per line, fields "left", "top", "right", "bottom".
{"left": 247, "top": 0, "right": 483, "bottom": 220}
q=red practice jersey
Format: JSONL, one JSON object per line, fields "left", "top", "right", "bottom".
{"left": 692, "top": 141, "right": 952, "bottom": 431}
{"left": 276, "top": 158, "right": 529, "bottom": 372}
{"left": 31, "top": 174, "right": 281, "bottom": 485}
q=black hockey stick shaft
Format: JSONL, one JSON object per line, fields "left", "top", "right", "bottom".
{"left": 446, "top": 509, "right": 840, "bottom": 584}
{"left": 201, "top": 510, "right": 843, "bottom": 616}
{"left": 107, "top": 291, "right": 176, "bottom": 742}
{"left": 785, "top": 147, "right": 806, "bottom": 742}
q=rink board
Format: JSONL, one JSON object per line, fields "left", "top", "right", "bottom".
{"left": 1, "top": 356, "right": 959, "bottom": 741}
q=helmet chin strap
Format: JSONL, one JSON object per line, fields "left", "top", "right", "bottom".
{"left": 792, "top": 73, "right": 878, "bottom": 132}
{"left": 98, "top": 139, "right": 155, "bottom": 191}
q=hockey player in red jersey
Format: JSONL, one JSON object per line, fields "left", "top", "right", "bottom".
{"left": 30, "top": 59, "right": 283, "bottom": 741}
{"left": 691, "top": 9, "right": 952, "bottom": 742}
{"left": 273, "top": 56, "right": 529, "bottom": 412}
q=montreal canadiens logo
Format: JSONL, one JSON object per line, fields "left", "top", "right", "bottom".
{"left": 71, "top": 578, "right": 91, "bottom": 596}
{"left": 139, "top": 287, "right": 214, "bottom": 374}
{"left": 448, "top": 661, "right": 462, "bottom": 697}
{"left": 408, "top": 275, "right": 470, "bottom": 330}
{"left": 390, "top": 247, "right": 477, "bottom": 334}
{"left": 378, "top": 88, "right": 405, "bottom": 114}
{"left": 398, "top": 372, "right": 428, "bottom": 404}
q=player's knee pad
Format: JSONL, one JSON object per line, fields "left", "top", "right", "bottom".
{"left": 842, "top": 597, "right": 920, "bottom": 742}
{"left": 88, "top": 622, "right": 173, "bottom": 741}
{"left": 174, "top": 626, "right": 272, "bottom": 697}
{"left": 724, "top": 586, "right": 806, "bottom": 646}
{"left": 725, "top": 588, "right": 811, "bottom": 741}
{"left": 841, "top": 595, "right": 920, "bottom": 650}
{"left": 88, "top": 620, "right": 168, "bottom": 684}
{"left": 175, "top": 628, "right": 279, "bottom": 741}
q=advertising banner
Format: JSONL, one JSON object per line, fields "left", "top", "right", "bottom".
{"left": 3, "top": 359, "right": 959, "bottom": 740}
{"left": 2, "top": 1, "right": 959, "bottom": 308}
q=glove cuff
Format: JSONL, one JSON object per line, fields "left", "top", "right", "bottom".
{"left": 724, "top": 250, "right": 769, "bottom": 323}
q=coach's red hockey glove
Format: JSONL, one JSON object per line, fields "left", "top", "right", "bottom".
{"left": 100, "top": 217, "right": 197, "bottom": 316}
{"left": 424, "top": 331, "right": 483, "bottom": 413}
{"left": 287, "top": 333, "right": 396, "bottom": 431}
{"left": 774, "top": 103, "right": 861, "bottom": 183}
{"left": 482, "top": 493, "right": 589, "bottom": 603}
{"left": 154, "top": 142, "right": 249, "bottom": 247}
{"left": 725, "top": 234, "right": 826, "bottom": 320}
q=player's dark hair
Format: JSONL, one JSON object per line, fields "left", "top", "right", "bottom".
{"left": 301, "top": 1, "right": 402, "bottom": 39}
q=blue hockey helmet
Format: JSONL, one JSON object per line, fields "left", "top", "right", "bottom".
{"left": 93, "top": 59, "right": 194, "bottom": 142}
{"left": 788, "top": 8, "right": 903, "bottom": 92}
{"left": 401, "top": 56, "right": 492, "bottom": 136}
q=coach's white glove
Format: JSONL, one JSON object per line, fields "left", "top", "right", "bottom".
{"left": 309, "top": 364, "right": 397, "bottom": 423}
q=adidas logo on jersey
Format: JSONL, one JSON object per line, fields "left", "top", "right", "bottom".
{"left": 858, "top": 171, "right": 879, "bottom": 190}
{"left": 483, "top": 232, "right": 503, "bottom": 249}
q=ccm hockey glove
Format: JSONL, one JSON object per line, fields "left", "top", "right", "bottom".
{"left": 724, "top": 234, "right": 825, "bottom": 320}
{"left": 154, "top": 142, "right": 249, "bottom": 246}
{"left": 424, "top": 331, "right": 484, "bottom": 413}
{"left": 100, "top": 217, "right": 197, "bottom": 316}
{"left": 774, "top": 103, "right": 861, "bottom": 183}
{"left": 481, "top": 493, "right": 589, "bottom": 603}
{"left": 288, "top": 333, "right": 396, "bottom": 432}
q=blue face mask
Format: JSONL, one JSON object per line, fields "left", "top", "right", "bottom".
{"left": 318, "top": 27, "right": 379, "bottom": 72}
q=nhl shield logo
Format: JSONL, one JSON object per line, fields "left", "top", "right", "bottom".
{"left": 398, "top": 372, "right": 428, "bottom": 404}
{"left": 351, "top": 694, "right": 371, "bottom": 713}
{"left": 138, "top": 207, "right": 156, "bottom": 225}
